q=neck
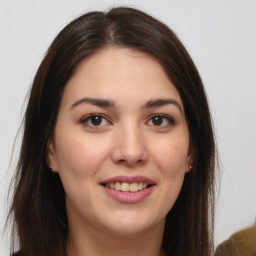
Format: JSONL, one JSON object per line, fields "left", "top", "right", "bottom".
{"left": 67, "top": 219, "right": 165, "bottom": 256}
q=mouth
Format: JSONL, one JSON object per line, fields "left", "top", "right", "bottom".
{"left": 101, "top": 182, "right": 153, "bottom": 192}
{"left": 100, "top": 176, "right": 156, "bottom": 203}
{"left": 100, "top": 175, "right": 156, "bottom": 193}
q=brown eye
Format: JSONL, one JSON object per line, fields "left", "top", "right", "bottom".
{"left": 81, "top": 114, "right": 111, "bottom": 128}
{"left": 90, "top": 116, "right": 103, "bottom": 126}
{"left": 147, "top": 114, "right": 175, "bottom": 127}
{"left": 152, "top": 116, "right": 163, "bottom": 126}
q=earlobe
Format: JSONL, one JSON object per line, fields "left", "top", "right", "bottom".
{"left": 186, "top": 150, "right": 194, "bottom": 173}
{"left": 186, "top": 164, "right": 193, "bottom": 173}
{"left": 47, "top": 140, "right": 58, "bottom": 173}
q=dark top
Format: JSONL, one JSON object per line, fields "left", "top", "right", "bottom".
{"left": 11, "top": 252, "right": 24, "bottom": 256}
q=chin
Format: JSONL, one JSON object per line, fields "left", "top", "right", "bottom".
{"left": 104, "top": 223, "right": 153, "bottom": 237}
{"left": 98, "top": 210, "right": 165, "bottom": 237}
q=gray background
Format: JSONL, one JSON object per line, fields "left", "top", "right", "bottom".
{"left": 1, "top": 0, "right": 256, "bottom": 254}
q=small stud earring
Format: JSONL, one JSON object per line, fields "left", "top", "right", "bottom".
{"left": 48, "top": 165, "right": 53, "bottom": 171}
{"left": 188, "top": 165, "right": 192, "bottom": 170}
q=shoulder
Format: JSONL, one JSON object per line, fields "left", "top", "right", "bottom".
{"left": 215, "top": 224, "right": 256, "bottom": 256}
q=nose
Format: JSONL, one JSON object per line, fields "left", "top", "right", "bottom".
{"left": 111, "top": 124, "right": 149, "bottom": 166}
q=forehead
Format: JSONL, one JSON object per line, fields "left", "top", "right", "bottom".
{"left": 62, "top": 47, "right": 183, "bottom": 109}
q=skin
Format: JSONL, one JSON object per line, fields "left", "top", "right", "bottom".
{"left": 49, "top": 47, "right": 192, "bottom": 256}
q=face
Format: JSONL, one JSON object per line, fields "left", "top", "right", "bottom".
{"left": 49, "top": 48, "right": 191, "bottom": 237}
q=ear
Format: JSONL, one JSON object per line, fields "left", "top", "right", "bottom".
{"left": 47, "top": 139, "right": 58, "bottom": 173}
{"left": 185, "top": 149, "right": 194, "bottom": 173}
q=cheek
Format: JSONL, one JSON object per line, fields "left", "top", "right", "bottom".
{"left": 151, "top": 136, "right": 189, "bottom": 215}
{"left": 54, "top": 131, "right": 111, "bottom": 178}
{"left": 150, "top": 136, "right": 189, "bottom": 176}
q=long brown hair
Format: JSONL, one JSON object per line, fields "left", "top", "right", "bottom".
{"left": 8, "top": 6, "right": 216, "bottom": 256}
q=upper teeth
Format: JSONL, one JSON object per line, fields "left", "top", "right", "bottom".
{"left": 106, "top": 182, "right": 148, "bottom": 192}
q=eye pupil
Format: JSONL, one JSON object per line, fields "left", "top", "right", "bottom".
{"left": 91, "top": 116, "right": 102, "bottom": 125}
{"left": 152, "top": 116, "right": 163, "bottom": 126}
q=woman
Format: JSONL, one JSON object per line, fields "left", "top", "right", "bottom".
{"left": 8, "top": 6, "right": 216, "bottom": 256}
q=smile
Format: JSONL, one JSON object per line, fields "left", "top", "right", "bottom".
{"left": 102, "top": 182, "right": 150, "bottom": 192}
{"left": 100, "top": 176, "right": 156, "bottom": 203}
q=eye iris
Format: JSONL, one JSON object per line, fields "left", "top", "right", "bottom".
{"left": 152, "top": 116, "right": 163, "bottom": 126}
{"left": 91, "top": 116, "right": 102, "bottom": 125}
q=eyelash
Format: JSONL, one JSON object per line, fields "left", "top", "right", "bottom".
{"left": 80, "top": 114, "right": 175, "bottom": 129}
{"left": 81, "top": 114, "right": 112, "bottom": 128}
{"left": 146, "top": 114, "right": 176, "bottom": 127}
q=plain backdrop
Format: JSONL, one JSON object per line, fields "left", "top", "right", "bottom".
{"left": 0, "top": 0, "right": 255, "bottom": 255}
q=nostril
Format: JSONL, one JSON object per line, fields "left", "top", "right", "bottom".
{"left": 116, "top": 157, "right": 145, "bottom": 166}
{"left": 111, "top": 139, "right": 149, "bottom": 166}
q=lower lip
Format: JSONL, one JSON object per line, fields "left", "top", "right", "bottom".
{"left": 102, "top": 186, "right": 154, "bottom": 203}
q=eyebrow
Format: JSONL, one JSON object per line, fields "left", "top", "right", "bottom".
{"left": 71, "top": 97, "right": 182, "bottom": 113}
{"left": 71, "top": 97, "right": 115, "bottom": 109}
{"left": 142, "top": 99, "right": 183, "bottom": 114}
